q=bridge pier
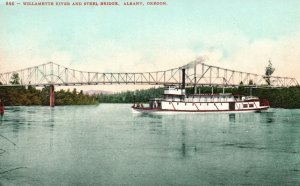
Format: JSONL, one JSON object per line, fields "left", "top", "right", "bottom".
{"left": 50, "top": 85, "right": 55, "bottom": 107}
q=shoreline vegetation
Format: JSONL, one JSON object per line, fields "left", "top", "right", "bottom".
{"left": 0, "top": 73, "right": 97, "bottom": 106}
{"left": 0, "top": 86, "right": 300, "bottom": 109}
{"left": 96, "top": 86, "right": 300, "bottom": 109}
{"left": 0, "top": 86, "right": 97, "bottom": 106}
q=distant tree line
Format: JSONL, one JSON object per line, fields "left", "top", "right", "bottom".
{"left": 96, "top": 86, "right": 300, "bottom": 109}
{"left": 95, "top": 87, "right": 164, "bottom": 103}
{"left": 0, "top": 73, "right": 97, "bottom": 106}
{"left": 238, "top": 86, "right": 300, "bottom": 109}
{"left": 0, "top": 86, "right": 97, "bottom": 106}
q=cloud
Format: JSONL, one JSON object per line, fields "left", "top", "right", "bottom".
{"left": 1, "top": 26, "right": 300, "bottom": 91}
{"left": 164, "top": 28, "right": 300, "bottom": 82}
{"left": 214, "top": 30, "right": 300, "bottom": 80}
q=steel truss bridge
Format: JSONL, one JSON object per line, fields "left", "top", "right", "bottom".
{"left": 0, "top": 59, "right": 298, "bottom": 88}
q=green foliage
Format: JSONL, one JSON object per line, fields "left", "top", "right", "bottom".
{"left": 224, "top": 86, "right": 300, "bottom": 109}
{"left": 264, "top": 60, "right": 275, "bottom": 85}
{"left": 250, "top": 86, "right": 300, "bottom": 109}
{"left": 2, "top": 84, "right": 300, "bottom": 108}
{"left": 10, "top": 73, "right": 20, "bottom": 85}
{"left": 265, "top": 60, "right": 275, "bottom": 76}
{"left": 55, "top": 88, "right": 96, "bottom": 106}
{"left": 0, "top": 86, "right": 97, "bottom": 106}
{"left": 96, "top": 87, "right": 164, "bottom": 103}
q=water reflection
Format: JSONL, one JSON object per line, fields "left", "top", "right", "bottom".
{"left": 133, "top": 113, "right": 163, "bottom": 119}
{"left": 229, "top": 114, "right": 235, "bottom": 123}
{"left": 133, "top": 113, "right": 199, "bottom": 158}
{"left": 260, "top": 111, "right": 275, "bottom": 124}
{"left": 49, "top": 109, "right": 55, "bottom": 130}
{"left": 0, "top": 115, "right": 4, "bottom": 125}
{"left": 49, "top": 109, "right": 54, "bottom": 149}
{"left": 181, "top": 124, "right": 186, "bottom": 157}
{"left": 1, "top": 106, "right": 300, "bottom": 186}
{"left": 265, "top": 112, "right": 275, "bottom": 123}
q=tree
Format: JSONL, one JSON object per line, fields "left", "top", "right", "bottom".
{"left": 264, "top": 60, "right": 275, "bottom": 86}
{"left": 10, "top": 73, "right": 20, "bottom": 85}
{"left": 72, "top": 88, "right": 77, "bottom": 95}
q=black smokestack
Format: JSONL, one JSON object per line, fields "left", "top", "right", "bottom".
{"left": 182, "top": 68, "right": 185, "bottom": 89}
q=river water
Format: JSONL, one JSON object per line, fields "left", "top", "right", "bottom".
{"left": 0, "top": 104, "right": 300, "bottom": 185}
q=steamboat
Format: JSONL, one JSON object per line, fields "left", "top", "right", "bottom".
{"left": 132, "top": 69, "right": 270, "bottom": 114}
{"left": 132, "top": 86, "right": 269, "bottom": 114}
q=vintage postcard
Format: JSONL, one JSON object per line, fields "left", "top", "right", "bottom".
{"left": 0, "top": 1, "right": 300, "bottom": 185}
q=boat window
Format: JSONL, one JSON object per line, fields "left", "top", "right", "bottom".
{"left": 177, "top": 102, "right": 179, "bottom": 105}
{"left": 243, "top": 104, "right": 248, "bottom": 108}
{"left": 249, "top": 104, "right": 254, "bottom": 107}
{"left": 158, "top": 102, "right": 161, "bottom": 108}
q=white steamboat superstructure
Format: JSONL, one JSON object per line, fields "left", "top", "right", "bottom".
{"left": 132, "top": 67, "right": 269, "bottom": 114}
{"left": 132, "top": 86, "right": 270, "bottom": 114}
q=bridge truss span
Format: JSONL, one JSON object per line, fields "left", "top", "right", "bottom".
{"left": 0, "top": 60, "right": 298, "bottom": 87}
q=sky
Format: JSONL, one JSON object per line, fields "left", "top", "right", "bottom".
{"left": 0, "top": 0, "right": 300, "bottom": 91}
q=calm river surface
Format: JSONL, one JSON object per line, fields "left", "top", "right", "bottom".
{"left": 0, "top": 104, "right": 300, "bottom": 185}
